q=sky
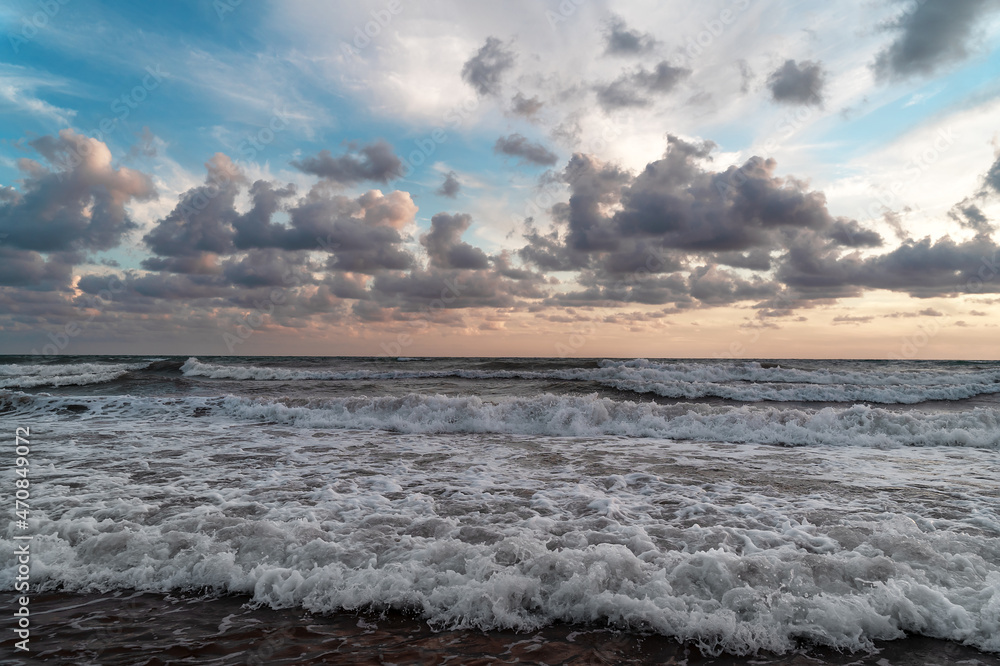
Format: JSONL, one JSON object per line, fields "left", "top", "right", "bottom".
{"left": 2, "top": 0, "right": 1000, "bottom": 358}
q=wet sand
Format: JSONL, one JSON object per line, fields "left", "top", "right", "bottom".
{"left": 2, "top": 592, "right": 998, "bottom": 665}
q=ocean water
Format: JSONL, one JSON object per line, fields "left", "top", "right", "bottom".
{"left": 1, "top": 356, "right": 999, "bottom": 664}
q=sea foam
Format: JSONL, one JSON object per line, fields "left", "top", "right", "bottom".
{"left": 4, "top": 390, "right": 1000, "bottom": 449}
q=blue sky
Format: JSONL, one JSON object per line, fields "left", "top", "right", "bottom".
{"left": 2, "top": 0, "right": 1000, "bottom": 357}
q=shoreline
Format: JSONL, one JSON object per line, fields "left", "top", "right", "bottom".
{"left": 3, "top": 591, "right": 999, "bottom": 665}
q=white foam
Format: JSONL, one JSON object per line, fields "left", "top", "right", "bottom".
{"left": 178, "top": 357, "right": 1000, "bottom": 404}
{"left": 1, "top": 417, "right": 998, "bottom": 656}
{"left": 4, "top": 390, "right": 1000, "bottom": 449}
{"left": 0, "top": 362, "right": 144, "bottom": 388}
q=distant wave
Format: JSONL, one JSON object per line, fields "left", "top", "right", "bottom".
{"left": 4, "top": 390, "right": 1000, "bottom": 449}
{"left": 179, "top": 357, "right": 1000, "bottom": 405}
{"left": 5, "top": 356, "right": 1000, "bottom": 404}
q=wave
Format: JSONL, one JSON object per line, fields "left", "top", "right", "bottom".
{"left": 0, "top": 362, "right": 147, "bottom": 389}
{"left": 179, "top": 357, "right": 1000, "bottom": 405}
{"left": 5, "top": 356, "right": 1000, "bottom": 404}
{"left": 5, "top": 390, "right": 1000, "bottom": 449}
{"left": 1, "top": 435, "right": 997, "bottom": 656}
{"left": 5, "top": 515, "right": 998, "bottom": 655}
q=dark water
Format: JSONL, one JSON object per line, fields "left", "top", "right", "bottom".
{"left": 3, "top": 592, "right": 999, "bottom": 664}
{"left": 2, "top": 356, "right": 999, "bottom": 662}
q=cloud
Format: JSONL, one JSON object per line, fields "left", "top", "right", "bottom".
{"left": 737, "top": 59, "right": 754, "bottom": 94}
{"left": 2, "top": 131, "right": 156, "bottom": 253}
{"left": 436, "top": 171, "right": 461, "bottom": 198}
{"left": 608, "top": 137, "right": 846, "bottom": 253}
{"left": 142, "top": 158, "right": 418, "bottom": 277}
{"left": 949, "top": 200, "right": 995, "bottom": 235}
{"left": 461, "top": 36, "right": 516, "bottom": 96}
{"left": 827, "top": 219, "right": 885, "bottom": 247}
{"left": 0, "top": 65, "right": 77, "bottom": 126}
{"left": 833, "top": 314, "right": 874, "bottom": 324}
{"left": 420, "top": 213, "right": 490, "bottom": 269}
{"left": 984, "top": 153, "right": 1000, "bottom": 194}
{"left": 872, "top": 0, "right": 1000, "bottom": 80}
{"left": 518, "top": 136, "right": 866, "bottom": 306}
{"left": 0, "top": 247, "right": 74, "bottom": 290}
{"left": 777, "top": 234, "right": 1000, "bottom": 299}
{"left": 127, "top": 126, "right": 159, "bottom": 160}
{"left": 766, "top": 59, "right": 825, "bottom": 106}
{"left": 509, "top": 92, "right": 543, "bottom": 118}
{"left": 142, "top": 154, "right": 245, "bottom": 262}
{"left": 603, "top": 15, "right": 658, "bottom": 55}
{"left": 291, "top": 140, "right": 402, "bottom": 184}
{"left": 595, "top": 61, "right": 691, "bottom": 109}
{"left": 494, "top": 134, "right": 558, "bottom": 166}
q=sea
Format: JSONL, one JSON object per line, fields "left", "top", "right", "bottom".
{"left": 1, "top": 355, "right": 999, "bottom": 665}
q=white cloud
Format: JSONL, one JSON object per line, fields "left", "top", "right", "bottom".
{"left": 0, "top": 64, "right": 76, "bottom": 125}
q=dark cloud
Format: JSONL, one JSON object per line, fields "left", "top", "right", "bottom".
{"left": 461, "top": 37, "right": 516, "bottom": 96}
{"left": 0, "top": 247, "right": 74, "bottom": 290}
{"left": 603, "top": 15, "right": 658, "bottom": 55}
{"left": 767, "top": 60, "right": 825, "bottom": 106}
{"left": 984, "top": 153, "right": 1000, "bottom": 194}
{"left": 518, "top": 136, "right": 882, "bottom": 307}
{"left": 595, "top": 61, "right": 691, "bottom": 109}
{"left": 510, "top": 92, "right": 543, "bottom": 118}
{"left": 143, "top": 154, "right": 244, "bottom": 261}
{"left": 270, "top": 190, "right": 417, "bottom": 274}
{"left": 1, "top": 130, "right": 155, "bottom": 254}
{"left": 0, "top": 134, "right": 522, "bottom": 337}
{"left": 7, "top": 121, "right": 1000, "bottom": 343}
{"left": 711, "top": 249, "right": 773, "bottom": 271}
{"left": 494, "top": 134, "right": 558, "bottom": 166}
{"left": 291, "top": 140, "right": 402, "bottom": 184}
{"left": 0, "top": 131, "right": 154, "bottom": 293}
{"left": 142, "top": 159, "right": 419, "bottom": 278}
{"left": 551, "top": 152, "right": 633, "bottom": 255}
{"left": 221, "top": 249, "right": 315, "bottom": 289}
{"left": 949, "top": 200, "right": 995, "bottom": 235}
{"left": 491, "top": 251, "right": 538, "bottom": 280}
{"left": 688, "top": 265, "right": 779, "bottom": 305}
{"left": 827, "top": 219, "right": 884, "bottom": 247}
{"left": 777, "top": 234, "right": 1000, "bottom": 299}
{"left": 367, "top": 266, "right": 544, "bottom": 314}
{"left": 436, "top": 171, "right": 461, "bottom": 198}
{"left": 833, "top": 314, "right": 874, "bottom": 324}
{"left": 421, "top": 213, "right": 490, "bottom": 269}
{"left": 115, "top": 272, "right": 232, "bottom": 302}
{"left": 548, "top": 266, "right": 777, "bottom": 308}
{"left": 612, "top": 139, "right": 838, "bottom": 252}
{"left": 881, "top": 209, "right": 909, "bottom": 240}
{"left": 872, "top": 0, "right": 1000, "bottom": 80}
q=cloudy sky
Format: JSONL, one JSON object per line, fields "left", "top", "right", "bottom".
{"left": 2, "top": 0, "right": 1000, "bottom": 358}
